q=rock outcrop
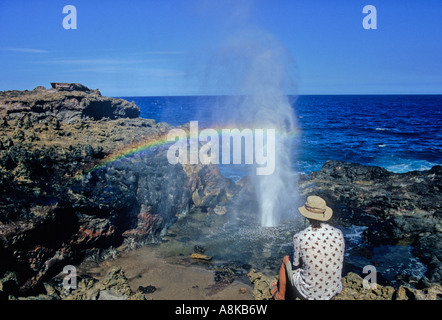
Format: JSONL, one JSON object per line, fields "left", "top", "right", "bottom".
{"left": 0, "top": 83, "right": 140, "bottom": 123}
{"left": 247, "top": 269, "right": 442, "bottom": 300}
{"left": 63, "top": 266, "right": 148, "bottom": 300}
{"left": 0, "top": 84, "right": 236, "bottom": 296}
{"left": 4, "top": 266, "right": 150, "bottom": 300}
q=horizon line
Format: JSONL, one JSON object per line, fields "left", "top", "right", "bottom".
{"left": 1, "top": 85, "right": 441, "bottom": 97}
{"left": 114, "top": 93, "right": 442, "bottom": 98}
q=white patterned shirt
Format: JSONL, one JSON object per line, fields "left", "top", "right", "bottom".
{"left": 292, "top": 223, "right": 345, "bottom": 300}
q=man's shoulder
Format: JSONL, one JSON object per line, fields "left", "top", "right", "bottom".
{"left": 326, "top": 224, "right": 342, "bottom": 232}
{"left": 294, "top": 226, "right": 311, "bottom": 240}
{"left": 294, "top": 224, "right": 343, "bottom": 239}
{"left": 324, "top": 224, "right": 344, "bottom": 235}
{"left": 323, "top": 224, "right": 345, "bottom": 244}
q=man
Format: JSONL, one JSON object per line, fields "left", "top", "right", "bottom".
{"left": 270, "top": 195, "right": 345, "bottom": 300}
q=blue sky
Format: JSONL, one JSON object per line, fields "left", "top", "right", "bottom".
{"left": 0, "top": 0, "right": 441, "bottom": 96}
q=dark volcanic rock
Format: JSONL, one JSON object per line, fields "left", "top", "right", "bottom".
{"left": 138, "top": 285, "right": 156, "bottom": 294}
{"left": 0, "top": 83, "right": 140, "bottom": 122}
{"left": 50, "top": 82, "right": 91, "bottom": 92}
{"left": 298, "top": 160, "right": 442, "bottom": 284}
{"left": 0, "top": 84, "right": 236, "bottom": 295}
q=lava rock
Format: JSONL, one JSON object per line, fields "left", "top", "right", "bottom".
{"left": 193, "top": 245, "right": 206, "bottom": 254}
{"left": 0, "top": 84, "right": 239, "bottom": 295}
{"left": 0, "top": 82, "right": 140, "bottom": 122}
{"left": 138, "top": 285, "right": 156, "bottom": 294}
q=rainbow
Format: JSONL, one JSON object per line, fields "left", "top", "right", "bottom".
{"left": 74, "top": 124, "right": 301, "bottom": 180}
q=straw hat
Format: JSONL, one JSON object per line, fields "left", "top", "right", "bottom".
{"left": 298, "top": 196, "right": 333, "bottom": 222}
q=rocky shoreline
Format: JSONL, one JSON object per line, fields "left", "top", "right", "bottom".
{"left": 248, "top": 269, "right": 442, "bottom": 300}
{"left": 0, "top": 83, "right": 235, "bottom": 296}
{"left": 0, "top": 83, "right": 441, "bottom": 300}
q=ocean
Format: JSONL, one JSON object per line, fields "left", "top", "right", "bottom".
{"left": 124, "top": 94, "right": 442, "bottom": 178}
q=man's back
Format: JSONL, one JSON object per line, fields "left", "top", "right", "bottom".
{"left": 292, "top": 223, "right": 345, "bottom": 300}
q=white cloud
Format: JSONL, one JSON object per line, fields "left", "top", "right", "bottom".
{"left": 141, "top": 51, "right": 184, "bottom": 55}
{"left": 4, "top": 47, "right": 49, "bottom": 54}
{"left": 70, "top": 66, "right": 184, "bottom": 78}
{"left": 45, "top": 58, "right": 157, "bottom": 65}
{"left": 32, "top": 56, "right": 185, "bottom": 78}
